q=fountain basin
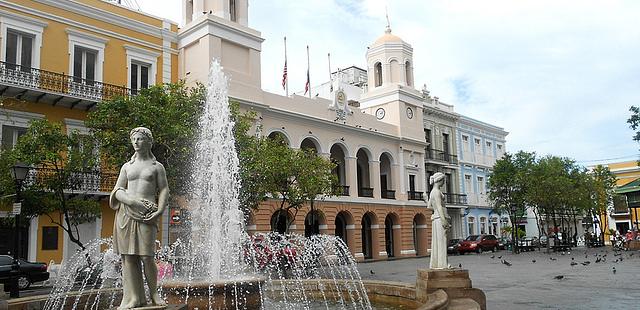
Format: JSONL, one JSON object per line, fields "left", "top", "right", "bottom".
{"left": 161, "top": 277, "right": 266, "bottom": 310}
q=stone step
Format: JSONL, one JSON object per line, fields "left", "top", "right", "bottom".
{"left": 447, "top": 298, "right": 481, "bottom": 310}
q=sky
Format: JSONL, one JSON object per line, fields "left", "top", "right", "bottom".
{"left": 133, "top": 0, "right": 640, "bottom": 167}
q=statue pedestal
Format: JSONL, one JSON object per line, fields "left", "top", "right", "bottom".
{"left": 416, "top": 269, "right": 486, "bottom": 310}
{"left": 111, "top": 305, "right": 186, "bottom": 310}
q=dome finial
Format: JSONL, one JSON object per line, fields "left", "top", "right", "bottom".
{"left": 385, "top": 6, "right": 391, "bottom": 33}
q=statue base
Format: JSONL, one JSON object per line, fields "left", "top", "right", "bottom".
{"left": 416, "top": 268, "right": 486, "bottom": 310}
{"left": 111, "top": 304, "right": 186, "bottom": 310}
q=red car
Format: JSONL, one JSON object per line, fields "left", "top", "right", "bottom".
{"left": 458, "top": 235, "right": 499, "bottom": 254}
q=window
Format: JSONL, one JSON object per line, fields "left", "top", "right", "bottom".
{"left": 42, "top": 226, "right": 58, "bottom": 250}
{"left": 474, "top": 138, "right": 481, "bottom": 154}
{"left": 497, "top": 144, "right": 503, "bottom": 150}
{"left": 405, "top": 61, "right": 412, "bottom": 86}
{"left": 409, "top": 174, "right": 416, "bottom": 193}
{"left": 464, "top": 174, "right": 472, "bottom": 193}
{"left": 130, "top": 61, "right": 150, "bottom": 94}
{"left": 73, "top": 46, "right": 97, "bottom": 84}
{"left": 480, "top": 217, "right": 487, "bottom": 234}
{"left": 467, "top": 217, "right": 476, "bottom": 235}
{"left": 1, "top": 125, "right": 27, "bottom": 150}
{"left": 5, "top": 30, "right": 33, "bottom": 71}
{"left": 229, "top": 0, "right": 237, "bottom": 21}
{"left": 477, "top": 176, "right": 485, "bottom": 194}
{"left": 374, "top": 62, "right": 382, "bottom": 87}
{"left": 486, "top": 141, "right": 492, "bottom": 148}
{"left": 442, "top": 133, "right": 450, "bottom": 155}
{"left": 425, "top": 129, "right": 432, "bottom": 154}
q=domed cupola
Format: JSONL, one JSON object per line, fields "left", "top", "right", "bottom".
{"left": 366, "top": 22, "right": 414, "bottom": 90}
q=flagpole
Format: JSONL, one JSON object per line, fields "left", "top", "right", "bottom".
{"left": 307, "top": 45, "right": 311, "bottom": 98}
{"left": 284, "top": 36, "right": 289, "bottom": 96}
{"left": 328, "top": 53, "right": 332, "bottom": 81}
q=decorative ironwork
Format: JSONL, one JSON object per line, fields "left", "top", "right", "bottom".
{"left": 358, "top": 187, "right": 374, "bottom": 198}
{"left": 336, "top": 185, "right": 350, "bottom": 196}
{"left": 425, "top": 149, "right": 458, "bottom": 164}
{"left": 23, "top": 167, "right": 118, "bottom": 194}
{"left": 444, "top": 193, "right": 468, "bottom": 205}
{"left": 381, "top": 189, "right": 396, "bottom": 199}
{"left": 0, "top": 61, "right": 130, "bottom": 103}
{"left": 408, "top": 190, "right": 424, "bottom": 201}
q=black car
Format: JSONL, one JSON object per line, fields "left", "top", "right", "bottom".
{"left": 0, "top": 255, "right": 49, "bottom": 290}
{"left": 447, "top": 238, "right": 462, "bottom": 254}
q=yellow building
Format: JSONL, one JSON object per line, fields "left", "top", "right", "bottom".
{"left": 0, "top": 0, "right": 178, "bottom": 265}
{"left": 607, "top": 161, "right": 640, "bottom": 234}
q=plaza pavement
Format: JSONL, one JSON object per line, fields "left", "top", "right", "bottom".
{"left": 358, "top": 246, "right": 640, "bottom": 310}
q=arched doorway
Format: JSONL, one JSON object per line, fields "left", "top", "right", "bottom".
{"left": 335, "top": 212, "right": 348, "bottom": 245}
{"left": 330, "top": 144, "right": 348, "bottom": 195}
{"left": 385, "top": 215, "right": 394, "bottom": 258}
{"left": 270, "top": 209, "right": 291, "bottom": 234}
{"left": 361, "top": 213, "right": 375, "bottom": 259}
{"left": 305, "top": 209, "right": 324, "bottom": 237}
{"left": 300, "top": 137, "right": 319, "bottom": 153}
{"left": 268, "top": 131, "right": 290, "bottom": 146}
{"left": 356, "top": 148, "right": 372, "bottom": 197}
{"left": 379, "top": 152, "right": 394, "bottom": 199}
{"left": 413, "top": 213, "right": 428, "bottom": 256}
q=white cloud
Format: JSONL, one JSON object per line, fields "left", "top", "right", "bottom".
{"left": 135, "top": 0, "right": 640, "bottom": 164}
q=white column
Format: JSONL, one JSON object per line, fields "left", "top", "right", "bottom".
{"left": 28, "top": 216, "right": 39, "bottom": 262}
{"left": 398, "top": 147, "right": 406, "bottom": 199}
{"left": 370, "top": 160, "right": 381, "bottom": 199}
{"left": 346, "top": 156, "right": 358, "bottom": 197}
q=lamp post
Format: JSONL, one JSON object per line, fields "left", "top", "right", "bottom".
{"left": 9, "top": 162, "right": 29, "bottom": 298}
{"left": 510, "top": 204, "right": 518, "bottom": 254}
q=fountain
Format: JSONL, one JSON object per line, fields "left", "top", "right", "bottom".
{"left": 41, "top": 60, "right": 373, "bottom": 310}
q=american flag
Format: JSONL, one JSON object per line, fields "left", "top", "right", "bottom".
{"left": 281, "top": 60, "right": 287, "bottom": 90}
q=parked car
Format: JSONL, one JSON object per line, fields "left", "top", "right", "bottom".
{"left": 447, "top": 238, "right": 462, "bottom": 254}
{"left": 458, "top": 235, "right": 500, "bottom": 254}
{"left": 497, "top": 237, "right": 509, "bottom": 250}
{"left": 0, "top": 255, "right": 49, "bottom": 290}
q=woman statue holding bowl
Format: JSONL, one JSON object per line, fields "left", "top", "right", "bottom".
{"left": 110, "top": 127, "right": 169, "bottom": 309}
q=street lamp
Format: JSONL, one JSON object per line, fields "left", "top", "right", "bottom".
{"left": 510, "top": 204, "right": 518, "bottom": 254}
{"left": 9, "top": 162, "right": 29, "bottom": 298}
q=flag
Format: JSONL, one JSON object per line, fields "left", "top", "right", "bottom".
{"left": 281, "top": 60, "right": 287, "bottom": 90}
{"left": 304, "top": 69, "right": 310, "bottom": 95}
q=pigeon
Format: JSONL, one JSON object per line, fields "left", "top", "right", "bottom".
{"left": 459, "top": 263, "right": 462, "bottom": 268}
{"left": 554, "top": 275, "right": 564, "bottom": 280}
{"left": 370, "top": 270, "right": 375, "bottom": 275}
{"left": 532, "top": 259, "right": 536, "bottom": 263}
{"left": 502, "top": 259, "right": 512, "bottom": 267}
{"left": 595, "top": 257, "right": 602, "bottom": 263}
{"left": 571, "top": 257, "right": 575, "bottom": 261}
{"left": 581, "top": 261, "right": 590, "bottom": 266}
{"left": 490, "top": 254, "right": 495, "bottom": 259}
{"left": 570, "top": 261, "right": 578, "bottom": 266}
{"left": 498, "top": 255, "right": 503, "bottom": 259}
{"left": 550, "top": 257, "right": 557, "bottom": 261}
{"left": 612, "top": 267, "right": 616, "bottom": 274}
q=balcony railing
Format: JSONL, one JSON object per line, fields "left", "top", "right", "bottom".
{"left": 425, "top": 149, "right": 458, "bottom": 164}
{"left": 444, "top": 193, "right": 468, "bottom": 205}
{"left": 0, "top": 61, "right": 130, "bottom": 103}
{"left": 358, "top": 187, "right": 374, "bottom": 198}
{"left": 381, "top": 189, "right": 396, "bottom": 199}
{"left": 23, "top": 167, "right": 118, "bottom": 194}
{"left": 408, "top": 191, "right": 424, "bottom": 201}
{"left": 335, "top": 185, "right": 350, "bottom": 196}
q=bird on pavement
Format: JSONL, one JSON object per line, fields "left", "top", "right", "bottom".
{"left": 532, "top": 259, "right": 536, "bottom": 263}
{"left": 595, "top": 257, "right": 602, "bottom": 263}
{"left": 370, "top": 270, "right": 375, "bottom": 275}
{"left": 581, "top": 261, "right": 590, "bottom": 266}
{"left": 490, "top": 254, "right": 495, "bottom": 259}
{"left": 502, "top": 259, "right": 512, "bottom": 267}
{"left": 549, "top": 257, "right": 557, "bottom": 261}
{"left": 498, "top": 255, "right": 503, "bottom": 259}
{"left": 554, "top": 275, "right": 564, "bottom": 280}
{"left": 570, "top": 261, "right": 578, "bottom": 266}
{"left": 612, "top": 267, "right": 616, "bottom": 274}
{"left": 459, "top": 263, "right": 462, "bottom": 268}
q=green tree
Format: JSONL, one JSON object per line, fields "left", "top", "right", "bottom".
{"left": 7, "top": 119, "right": 101, "bottom": 251}
{"left": 85, "top": 82, "right": 205, "bottom": 196}
{"left": 487, "top": 151, "right": 535, "bottom": 253}
{"left": 590, "top": 165, "right": 616, "bottom": 244}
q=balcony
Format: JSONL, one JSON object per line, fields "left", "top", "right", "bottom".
{"left": 408, "top": 191, "right": 424, "bottom": 201}
{"left": 358, "top": 187, "right": 374, "bottom": 198}
{"left": 0, "top": 61, "right": 130, "bottom": 111}
{"left": 444, "top": 193, "right": 468, "bottom": 205}
{"left": 381, "top": 189, "right": 396, "bottom": 199}
{"left": 425, "top": 149, "right": 458, "bottom": 165}
{"left": 335, "top": 185, "right": 350, "bottom": 196}
{"left": 24, "top": 167, "right": 118, "bottom": 195}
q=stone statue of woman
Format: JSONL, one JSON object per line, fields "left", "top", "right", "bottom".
{"left": 110, "top": 127, "right": 169, "bottom": 309}
{"left": 428, "top": 172, "right": 451, "bottom": 269}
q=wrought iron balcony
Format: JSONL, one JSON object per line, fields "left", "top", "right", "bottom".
{"left": 335, "top": 185, "right": 350, "bottom": 196}
{"left": 381, "top": 189, "right": 396, "bottom": 199}
{"left": 0, "top": 61, "right": 130, "bottom": 110}
{"left": 425, "top": 149, "right": 458, "bottom": 165}
{"left": 408, "top": 191, "right": 424, "bottom": 201}
{"left": 23, "top": 167, "right": 118, "bottom": 195}
{"left": 358, "top": 187, "right": 374, "bottom": 198}
{"left": 444, "top": 193, "right": 468, "bottom": 205}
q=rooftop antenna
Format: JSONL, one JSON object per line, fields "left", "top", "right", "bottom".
{"left": 385, "top": 6, "right": 391, "bottom": 33}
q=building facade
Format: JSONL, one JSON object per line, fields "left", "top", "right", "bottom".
{"left": 456, "top": 116, "right": 510, "bottom": 239}
{"left": 0, "top": 0, "right": 178, "bottom": 263}
{"left": 607, "top": 161, "right": 640, "bottom": 235}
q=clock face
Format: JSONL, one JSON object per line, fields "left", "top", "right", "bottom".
{"left": 376, "top": 108, "right": 385, "bottom": 120}
{"left": 337, "top": 91, "right": 346, "bottom": 102}
{"left": 406, "top": 107, "right": 414, "bottom": 119}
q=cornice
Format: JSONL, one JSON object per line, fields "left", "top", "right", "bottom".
{"left": 0, "top": 8, "right": 48, "bottom": 28}
{"left": 178, "top": 14, "right": 264, "bottom": 50}
{"left": 32, "top": 0, "right": 176, "bottom": 42}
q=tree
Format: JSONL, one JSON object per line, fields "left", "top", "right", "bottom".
{"left": 627, "top": 106, "right": 640, "bottom": 144}
{"left": 85, "top": 82, "right": 205, "bottom": 197}
{"left": 8, "top": 119, "right": 101, "bottom": 251}
{"left": 487, "top": 151, "right": 535, "bottom": 253}
{"left": 590, "top": 165, "right": 616, "bottom": 244}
